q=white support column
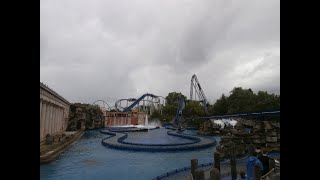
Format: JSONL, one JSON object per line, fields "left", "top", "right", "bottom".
{"left": 57, "top": 108, "right": 60, "bottom": 132}
{"left": 59, "top": 108, "right": 64, "bottom": 132}
{"left": 55, "top": 107, "right": 58, "bottom": 134}
{"left": 47, "top": 104, "right": 51, "bottom": 135}
{"left": 51, "top": 104, "right": 54, "bottom": 134}
{"left": 52, "top": 105, "right": 56, "bottom": 135}
{"left": 63, "top": 109, "right": 66, "bottom": 131}
{"left": 52, "top": 105, "right": 56, "bottom": 134}
{"left": 61, "top": 108, "right": 64, "bottom": 131}
{"left": 40, "top": 101, "right": 42, "bottom": 122}
{"left": 49, "top": 104, "right": 53, "bottom": 135}
{"left": 40, "top": 101, "right": 42, "bottom": 141}
{"left": 44, "top": 103, "right": 50, "bottom": 136}
{"left": 41, "top": 102, "right": 46, "bottom": 141}
{"left": 57, "top": 108, "right": 60, "bottom": 133}
{"left": 53, "top": 106, "right": 57, "bottom": 135}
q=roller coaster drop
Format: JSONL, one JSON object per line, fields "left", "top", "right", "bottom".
{"left": 190, "top": 74, "right": 209, "bottom": 113}
{"left": 172, "top": 74, "right": 209, "bottom": 129}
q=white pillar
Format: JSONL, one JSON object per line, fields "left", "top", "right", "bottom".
{"left": 57, "top": 108, "right": 60, "bottom": 133}
{"left": 51, "top": 106, "right": 55, "bottom": 135}
{"left": 57, "top": 108, "right": 61, "bottom": 133}
{"left": 53, "top": 106, "right": 57, "bottom": 134}
{"left": 41, "top": 102, "right": 46, "bottom": 141}
{"left": 60, "top": 109, "right": 63, "bottom": 131}
{"left": 40, "top": 101, "right": 42, "bottom": 141}
{"left": 61, "top": 109, "right": 64, "bottom": 131}
{"left": 44, "top": 103, "right": 50, "bottom": 136}
{"left": 55, "top": 107, "right": 58, "bottom": 134}
{"left": 63, "top": 109, "right": 66, "bottom": 131}
{"left": 49, "top": 104, "right": 53, "bottom": 135}
{"left": 47, "top": 104, "right": 51, "bottom": 135}
{"left": 40, "top": 101, "right": 42, "bottom": 121}
{"left": 52, "top": 105, "right": 56, "bottom": 134}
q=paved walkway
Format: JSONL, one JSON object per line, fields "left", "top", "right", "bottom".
{"left": 40, "top": 130, "right": 84, "bottom": 164}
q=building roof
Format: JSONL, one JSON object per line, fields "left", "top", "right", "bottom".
{"left": 40, "top": 82, "right": 70, "bottom": 105}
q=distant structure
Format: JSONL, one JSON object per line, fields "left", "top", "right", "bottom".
{"left": 102, "top": 93, "right": 164, "bottom": 127}
{"left": 104, "top": 109, "right": 147, "bottom": 127}
{"left": 40, "top": 82, "right": 70, "bottom": 144}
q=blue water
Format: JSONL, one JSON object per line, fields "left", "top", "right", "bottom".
{"left": 40, "top": 128, "right": 220, "bottom": 180}
{"left": 122, "top": 128, "right": 194, "bottom": 144}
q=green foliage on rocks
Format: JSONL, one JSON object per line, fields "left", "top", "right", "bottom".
{"left": 67, "top": 103, "right": 104, "bottom": 130}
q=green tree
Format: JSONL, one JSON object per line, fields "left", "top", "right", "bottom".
{"left": 226, "top": 87, "right": 257, "bottom": 114}
{"left": 165, "top": 92, "right": 187, "bottom": 106}
{"left": 254, "top": 91, "right": 280, "bottom": 111}
{"left": 184, "top": 100, "right": 206, "bottom": 117}
{"left": 150, "top": 110, "right": 162, "bottom": 119}
{"left": 161, "top": 92, "right": 187, "bottom": 122}
{"left": 208, "top": 94, "right": 229, "bottom": 115}
{"left": 209, "top": 87, "right": 280, "bottom": 115}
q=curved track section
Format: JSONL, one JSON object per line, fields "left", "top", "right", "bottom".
{"left": 122, "top": 93, "right": 160, "bottom": 112}
{"left": 91, "top": 100, "right": 112, "bottom": 111}
{"left": 114, "top": 93, "right": 165, "bottom": 114}
{"left": 100, "top": 130, "right": 216, "bottom": 152}
{"left": 115, "top": 98, "right": 137, "bottom": 111}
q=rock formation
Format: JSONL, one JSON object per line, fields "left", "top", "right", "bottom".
{"left": 67, "top": 103, "right": 104, "bottom": 130}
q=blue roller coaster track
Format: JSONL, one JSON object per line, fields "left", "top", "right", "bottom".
{"left": 122, "top": 93, "right": 159, "bottom": 112}
{"left": 190, "top": 74, "right": 209, "bottom": 113}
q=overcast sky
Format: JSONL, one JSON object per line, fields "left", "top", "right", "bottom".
{"left": 40, "top": 0, "right": 280, "bottom": 106}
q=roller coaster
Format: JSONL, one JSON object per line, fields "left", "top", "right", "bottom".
{"left": 172, "top": 74, "right": 209, "bottom": 129}
{"left": 173, "top": 95, "right": 185, "bottom": 129}
{"left": 93, "top": 74, "right": 279, "bottom": 128}
{"left": 173, "top": 74, "right": 280, "bottom": 128}
{"left": 114, "top": 93, "right": 166, "bottom": 115}
{"left": 91, "top": 100, "right": 112, "bottom": 111}
{"left": 190, "top": 74, "right": 209, "bottom": 113}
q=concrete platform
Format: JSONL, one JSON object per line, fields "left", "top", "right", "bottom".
{"left": 40, "top": 130, "right": 84, "bottom": 164}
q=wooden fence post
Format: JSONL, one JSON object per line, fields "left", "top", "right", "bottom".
{"left": 230, "top": 141, "right": 237, "bottom": 180}
{"left": 214, "top": 152, "right": 221, "bottom": 171}
{"left": 191, "top": 159, "right": 198, "bottom": 179}
{"left": 210, "top": 168, "right": 221, "bottom": 180}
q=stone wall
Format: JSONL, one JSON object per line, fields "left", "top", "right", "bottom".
{"left": 198, "top": 118, "right": 280, "bottom": 159}
{"left": 67, "top": 103, "right": 103, "bottom": 130}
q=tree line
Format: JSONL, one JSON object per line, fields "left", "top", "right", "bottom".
{"left": 151, "top": 87, "right": 280, "bottom": 122}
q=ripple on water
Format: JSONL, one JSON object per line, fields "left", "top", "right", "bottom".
{"left": 40, "top": 129, "right": 219, "bottom": 180}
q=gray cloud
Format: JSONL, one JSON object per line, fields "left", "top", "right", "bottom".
{"left": 40, "top": 0, "right": 280, "bottom": 105}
